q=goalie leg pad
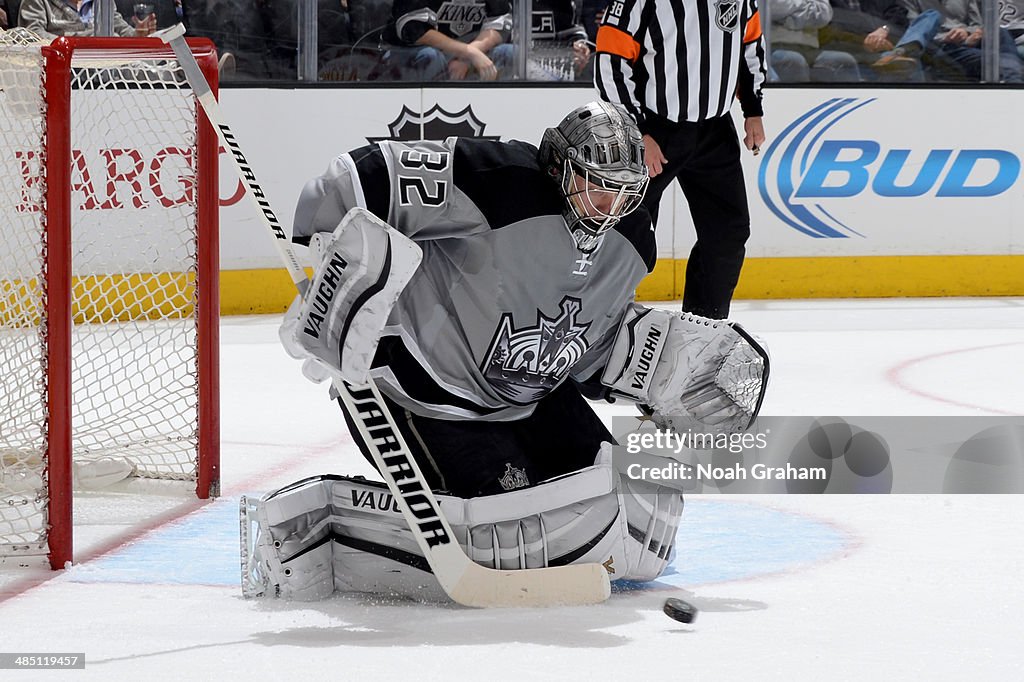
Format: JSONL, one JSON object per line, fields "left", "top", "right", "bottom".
{"left": 241, "top": 445, "right": 686, "bottom": 601}
{"left": 241, "top": 474, "right": 449, "bottom": 601}
{"left": 279, "top": 207, "right": 423, "bottom": 385}
{"left": 241, "top": 476, "right": 337, "bottom": 600}
{"left": 617, "top": 473, "right": 685, "bottom": 582}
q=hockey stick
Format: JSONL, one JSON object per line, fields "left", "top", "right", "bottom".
{"left": 158, "top": 25, "right": 610, "bottom": 607}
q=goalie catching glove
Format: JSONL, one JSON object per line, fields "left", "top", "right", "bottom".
{"left": 601, "top": 305, "right": 770, "bottom": 434}
{"left": 279, "top": 207, "right": 422, "bottom": 385}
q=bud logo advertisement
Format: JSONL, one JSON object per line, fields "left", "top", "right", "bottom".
{"left": 757, "top": 97, "right": 1022, "bottom": 239}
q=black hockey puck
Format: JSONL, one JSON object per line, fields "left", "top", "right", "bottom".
{"left": 663, "top": 597, "right": 698, "bottom": 624}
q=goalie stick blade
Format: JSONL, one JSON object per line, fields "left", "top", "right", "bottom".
{"left": 449, "top": 561, "right": 611, "bottom": 608}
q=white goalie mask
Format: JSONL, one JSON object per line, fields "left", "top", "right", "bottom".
{"left": 540, "top": 101, "right": 649, "bottom": 253}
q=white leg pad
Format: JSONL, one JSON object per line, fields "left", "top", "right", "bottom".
{"left": 241, "top": 446, "right": 685, "bottom": 601}
{"left": 242, "top": 476, "right": 337, "bottom": 600}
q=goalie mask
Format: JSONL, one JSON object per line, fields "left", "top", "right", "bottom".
{"left": 540, "top": 101, "right": 649, "bottom": 253}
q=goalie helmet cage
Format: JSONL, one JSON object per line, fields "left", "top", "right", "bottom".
{"left": 0, "top": 34, "right": 220, "bottom": 570}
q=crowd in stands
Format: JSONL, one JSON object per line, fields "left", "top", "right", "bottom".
{"left": 316, "top": 0, "right": 594, "bottom": 82}
{"left": 778, "top": 0, "right": 1024, "bottom": 82}
{"left": 2, "top": 0, "right": 1023, "bottom": 83}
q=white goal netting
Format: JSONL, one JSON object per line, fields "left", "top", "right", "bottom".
{"left": 0, "top": 30, "right": 212, "bottom": 559}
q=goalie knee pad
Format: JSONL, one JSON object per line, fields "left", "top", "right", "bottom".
{"left": 241, "top": 444, "right": 685, "bottom": 602}
{"left": 438, "top": 445, "right": 684, "bottom": 584}
{"left": 616, "top": 473, "right": 684, "bottom": 582}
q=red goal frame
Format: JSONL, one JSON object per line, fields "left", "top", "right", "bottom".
{"left": 41, "top": 37, "right": 221, "bottom": 569}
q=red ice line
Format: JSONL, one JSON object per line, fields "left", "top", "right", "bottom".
{"left": 884, "top": 341, "right": 1024, "bottom": 416}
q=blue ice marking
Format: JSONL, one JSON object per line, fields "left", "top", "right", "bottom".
{"left": 67, "top": 498, "right": 241, "bottom": 586}
{"left": 67, "top": 498, "right": 848, "bottom": 589}
{"left": 625, "top": 500, "right": 849, "bottom": 589}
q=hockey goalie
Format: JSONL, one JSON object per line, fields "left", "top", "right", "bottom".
{"left": 241, "top": 101, "right": 769, "bottom": 603}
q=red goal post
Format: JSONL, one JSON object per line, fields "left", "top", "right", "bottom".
{"left": 0, "top": 32, "right": 220, "bottom": 570}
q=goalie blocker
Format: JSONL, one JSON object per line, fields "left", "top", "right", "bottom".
{"left": 241, "top": 444, "right": 683, "bottom": 601}
{"left": 278, "top": 207, "right": 423, "bottom": 386}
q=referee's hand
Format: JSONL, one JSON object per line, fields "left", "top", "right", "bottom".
{"left": 743, "top": 117, "right": 765, "bottom": 156}
{"left": 643, "top": 135, "right": 668, "bottom": 177}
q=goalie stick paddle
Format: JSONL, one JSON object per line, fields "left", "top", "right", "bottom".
{"left": 158, "top": 25, "right": 610, "bottom": 607}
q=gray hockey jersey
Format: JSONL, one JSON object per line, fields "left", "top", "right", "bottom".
{"left": 293, "top": 137, "right": 655, "bottom": 421}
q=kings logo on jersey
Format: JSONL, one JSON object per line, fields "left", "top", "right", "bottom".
{"left": 481, "top": 296, "right": 591, "bottom": 405}
{"left": 498, "top": 463, "right": 530, "bottom": 491}
{"left": 714, "top": 0, "right": 739, "bottom": 32}
{"left": 436, "top": 1, "right": 489, "bottom": 36}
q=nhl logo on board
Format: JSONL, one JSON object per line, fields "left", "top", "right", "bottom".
{"left": 368, "top": 104, "right": 498, "bottom": 143}
{"left": 714, "top": 0, "right": 740, "bottom": 32}
{"left": 498, "top": 463, "right": 530, "bottom": 491}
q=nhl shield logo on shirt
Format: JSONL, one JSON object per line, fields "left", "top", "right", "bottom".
{"left": 714, "top": 0, "right": 740, "bottom": 32}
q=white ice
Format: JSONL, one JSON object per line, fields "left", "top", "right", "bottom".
{"left": 2, "top": 298, "right": 1023, "bottom": 680}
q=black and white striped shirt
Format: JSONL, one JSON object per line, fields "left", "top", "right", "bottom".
{"left": 595, "top": 0, "right": 767, "bottom": 127}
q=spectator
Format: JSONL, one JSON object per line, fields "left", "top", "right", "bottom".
{"left": 18, "top": 0, "right": 155, "bottom": 38}
{"left": 382, "top": 0, "right": 514, "bottom": 81}
{"left": 529, "top": 0, "right": 591, "bottom": 81}
{"left": 580, "top": 0, "right": 607, "bottom": 44}
{"left": 321, "top": 0, "right": 355, "bottom": 47}
{"left": 317, "top": 0, "right": 356, "bottom": 79}
{"left": 768, "top": 0, "right": 861, "bottom": 81}
{"left": 819, "top": 0, "right": 914, "bottom": 78}
{"left": 1, "top": 0, "right": 14, "bottom": 29}
{"left": 999, "top": 0, "right": 1024, "bottom": 58}
{"left": 872, "top": 0, "right": 1023, "bottom": 82}
{"left": 317, "top": 0, "right": 395, "bottom": 81}
{"left": 187, "top": 0, "right": 295, "bottom": 80}
{"left": 114, "top": 0, "right": 180, "bottom": 30}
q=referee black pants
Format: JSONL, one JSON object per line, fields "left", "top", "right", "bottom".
{"left": 642, "top": 112, "right": 751, "bottom": 320}
{"left": 338, "top": 381, "right": 613, "bottom": 499}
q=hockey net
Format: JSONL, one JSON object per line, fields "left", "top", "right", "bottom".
{"left": 0, "top": 30, "right": 219, "bottom": 568}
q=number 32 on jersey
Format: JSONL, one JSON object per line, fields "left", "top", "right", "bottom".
{"left": 397, "top": 149, "right": 450, "bottom": 207}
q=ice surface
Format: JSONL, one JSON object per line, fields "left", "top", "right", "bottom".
{"left": 2, "top": 298, "right": 1022, "bottom": 680}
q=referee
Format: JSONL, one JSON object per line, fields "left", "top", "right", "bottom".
{"left": 595, "top": 0, "right": 767, "bottom": 319}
